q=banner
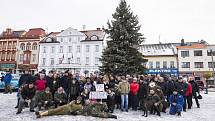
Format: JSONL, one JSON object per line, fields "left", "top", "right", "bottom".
{"left": 89, "top": 91, "right": 107, "bottom": 99}
{"left": 95, "top": 84, "right": 105, "bottom": 92}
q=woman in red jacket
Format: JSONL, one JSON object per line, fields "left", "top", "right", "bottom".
{"left": 186, "top": 81, "right": 193, "bottom": 109}
{"left": 130, "top": 78, "right": 140, "bottom": 110}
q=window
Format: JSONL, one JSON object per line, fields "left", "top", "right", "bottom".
{"left": 181, "top": 62, "right": 190, "bottom": 68}
{"left": 51, "top": 46, "right": 55, "bottom": 53}
{"left": 42, "top": 58, "right": 46, "bottom": 65}
{"left": 12, "top": 52, "right": 16, "bottom": 60}
{"left": 95, "top": 45, "right": 99, "bottom": 52}
{"left": 43, "top": 46, "right": 46, "bottom": 53}
{"left": 20, "top": 43, "right": 25, "bottom": 50}
{"left": 77, "top": 57, "right": 80, "bottom": 64}
{"left": 149, "top": 61, "right": 153, "bottom": 68}
{"left": 194, "top": 62, "right": 204, "bottom": 68}
{"left": 60, "top": 38, "right": 63, "bottom": 42}
{"left": 86, "top": 45, "right": 90, "bottom": 52}
{"left": 95, "top": 57, "right": 99, "bottom": 65}
{"left": 156, "top": 61, "right": 160, "bottom": 68}
{"left": 170, "top": 61, "right": 175, "bottom": 68}
{"left": 26, "top": 43, "right": 31, "bottom": 50}
{"left": 59, "top": 46, "right": 63, "bottom": 53}
{"left": 68, "top": 58, "right": 71, "bottom": 64}
{"left": 69, "top": 38, "right": 72, "bottom": 42}
{"left": 163, "top": 61, "right": 167, "bottom": 68}
{"left": 194, "top": 50, "right": 203, "bottom": 56}
{"left": 77, "top": 45, "right": 81, "bottom": 53}
{"left": 59, "top": 58, "right": 62, "bottom": 64}
{"left": 86, "top": 57, "right": 89, "bottom": 65}
{"left": 207, "top": 50, "right": 215, "bottom": 56}
{"left": 6, "top": 52, "right": 10, "bottom": 60}
{"left": 13, "top": 42, "right": 16, "bottom": 49}
{"left": 68, "top": 46, "right": 72, "bottom": 53}
{"left": 208, "top": 62, "right": 215, "bottom": 68}
{"left": 50, "top": 58, "right": 54, "bottom": 65}
{"left": 32, "top": 54, "right": 36, "bottom": 62}
{"left": 32, "top": 43, "right": 37, "bottom": 50}
{"left": 181, "top": 51, "right": 189, "bottom": 57}
{"left": 8, "top": 43, "right": 11, "bottom": 49}
{"left": 20, "top": 54, "right": 24, "bottom": 62}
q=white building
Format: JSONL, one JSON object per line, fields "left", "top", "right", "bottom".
{"left": 38, "top": 27, "right": 105, "bottom": 75}
{"left": 177, "top": 42, "right": 215, "bottom": 81}
{"left": 139, "top": 43, "right": 179, "bottom": 75}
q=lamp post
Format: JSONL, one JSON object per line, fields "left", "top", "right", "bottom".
{"left": 210, "top": 49, "right": 215, "bottom": 88}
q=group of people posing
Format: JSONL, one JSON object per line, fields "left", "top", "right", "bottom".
{"left": 14, "top": 69, "right": 201, "bottom": 119}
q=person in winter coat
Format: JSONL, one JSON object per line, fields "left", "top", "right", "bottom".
{"left": 35, "top": 74, "right": 46, "bottom": 91}
{"left": 18, "top": 70, "right": 32, "bottom": 87}
{"left": 3, "top": 71, "right": 12, "bottom": 94}
{"left": 84, "top": 77, "right": 93, "bottom": 92}
{"left": 68, "top": 79, "right": 80, "bottom": 102}
{"left": 59, "top": 71, "right": 71, "bottom": 98}
{"left": 45, "top": 71, "right": 54, "bottom": 99}
{"left": 165, "top": 77, "right": 176, "bottom": 103}
{"left": 130, "top": 78, "right": 139, "bottom": 110}
{"left": 106, "top": 89, "right": 115, "bottom": 113}
{"left": 37, "top": 87, "right": 54, "bottom": 110}
{"left": 81, "top": 89, "right": 90, "bottom": 105}
{"left": 54, "top": 87, "right": 67, "bottom": 108}
{"left": 118, "top": 76, "right": 130, "bottom": 112}
{"left": 147, "top": 89, "right": 162, "bottom": 116}
{"left": 17, "top": 82, "right": 36, "bottom": 114}
{"left": 138, "top": 76, "right": 149, "bottom": 111}
{"left": 185, "top": 81, "right": 193, "bottom": 109}
{"left": 169, "top": 89, "right": 184, "bottom": 116}
{"left": 189, "top": 77, "right": 200, "bottom": 108}
{"left": 53, "top": 73, "right": 60, "bottom": 95}
{"left": 175, "top": 77, "right": 188, "bottom": 111}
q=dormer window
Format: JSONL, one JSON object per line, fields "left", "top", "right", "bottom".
{"left": 90, "top": 35, "right": 99, "bottom": 40}
{"left": 46, "top": 38, "right": 52, "bottom": 42}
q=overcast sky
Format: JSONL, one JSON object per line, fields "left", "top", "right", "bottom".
{"left": 1, "top": 0, "right": 215, "bottom": 44}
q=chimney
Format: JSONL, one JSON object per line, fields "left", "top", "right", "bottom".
{"left": 181, "top": 39, "right": 185, "bottom": 46}
{"left": 82, "top": 25, "right": 86, "bottom": 30}
{"left": 96, "top": 28, "right": 101, "bottom": 30}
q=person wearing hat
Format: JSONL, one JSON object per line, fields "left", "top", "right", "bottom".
{"left": 16, "top": 82, "right": 36, "bottom": 114}
{"left": 37, "top": 87, "right": 54, "bottom": 111}
{"left": 169, "top": 89, "right": 184, "bottom": 116}
{"left": 35, "top": 96, "right": 83, "bottom": 118}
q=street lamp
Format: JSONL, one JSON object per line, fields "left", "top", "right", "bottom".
{"left": 210, "top": 49, "right": 215, "bottom": 88}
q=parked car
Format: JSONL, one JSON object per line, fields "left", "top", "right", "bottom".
{"left": 0, "top": 74, "right": 20, "bottom": 91}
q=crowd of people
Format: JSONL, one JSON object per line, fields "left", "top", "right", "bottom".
{"left": 3, "top": 69, "right": 202, "bottom": 119}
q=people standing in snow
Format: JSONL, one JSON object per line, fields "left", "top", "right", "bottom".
{"left": 169, "top": 89, "right": 184, "bottom": 116}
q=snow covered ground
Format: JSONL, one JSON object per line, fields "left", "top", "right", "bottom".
{"left": 0, "top": 92, "right": 214, "bottom": 121}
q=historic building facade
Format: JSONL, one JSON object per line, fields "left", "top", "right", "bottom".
{"left": 0, "top": 28, "right": 26, "bottom": 73}
{"left": 38, "top": 27, "right": 105, "bottom": 75}
{"left": 17, "top": 28, "right": 46, "bottom": 74}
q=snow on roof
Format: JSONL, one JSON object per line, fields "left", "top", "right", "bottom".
{"left": 140, "top": 43, "right": 179, "bottom": 56}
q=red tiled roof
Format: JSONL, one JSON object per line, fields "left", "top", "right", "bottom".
{"left": 25, "top": 28, "right": 46, "bottom": 37}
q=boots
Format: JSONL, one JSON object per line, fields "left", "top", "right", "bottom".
{"left": 109, "top": 115, "right": 117, "bottom": 119}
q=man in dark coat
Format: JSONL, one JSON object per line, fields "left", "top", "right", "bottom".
{"left": 45, "top": 71, "right": 54, "bottom": 98}
{"left": 59, "top": 70, "right": 70, "bottom": 98}
{"left": 175, "top": 77, "right": 188, "bottom": 112}
{"left": 165, "top": 77, "right": 176, "bottom": 103}
{"left": 68, "top": 79, "right": 80, "bottom": 102}
{"left": 189, "top": 78, "right": 200, "bottom": 108}
{"left": 16, "top": 82, "right": 36, "bottom": 114}
{"left": 18, "top": 70, "right": 32, "bottom": 87}
{"left": 138, "top": 76, "right": 148, "bottom": 111}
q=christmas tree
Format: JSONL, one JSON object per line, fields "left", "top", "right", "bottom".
{"left": 100, "top": 0, "right": 147, "bottom": 76}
